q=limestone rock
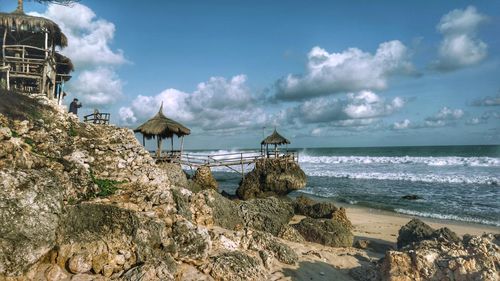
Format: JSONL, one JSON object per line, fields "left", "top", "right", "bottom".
{"left": 171, "top": 220, "right": 211, "bottom": 263}
{"left": 192, "top": 165, "right": 218, "bottom": 191}
{"left": 242, "top": 229, "right": 298, "bottom": 265}
{"left": 205, "top": 251, "right": 266, "bottom": 281}
{"left": 293, "top": 217, "right": 353, "bottom": 247}
{"left": 293, "top": 195, "right": 339, "bottom": 219}
{"left": 277, "top": 225, "right": 305, "bottom": 243}
{"left": 397, "top": 219, "right": 435, "bottom": 249}
{"left": 0, "top": 169, "right": 63, "bottom": 276}
{"left": 68, "top": 253, "right": 92, "bottom": 274}
{"left": 397, "top": 219, "right": 460, "bottom": 249}
{"left": 238, "top": 197, "right": 294, "bottom": 236}
{"left": 236, "top": 158, "right": 306, "bottom": 200}
{"left": 158, "top": 162, "right": 189, "bottom": 188}
{"left": 380, "top": 234, "right": 500, "bottom": 281}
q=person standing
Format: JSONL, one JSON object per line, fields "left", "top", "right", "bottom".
{"left": 69, "top": 98, "right": 82, "bottom": 115}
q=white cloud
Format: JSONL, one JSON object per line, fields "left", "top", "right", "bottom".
{"left": 426, "top": 107, "right": 464, "bottom": 121}
{"left": 276, "top": 40, "right": 414, "bottom": 100}
{"left": 31, "top": 4, "right": 126, "bottom": 67}
{"left": 392, "top": 119, "right": 411, "bottom": 130}
{"left": 423, "top": 107, "right": 464, "bottom": 127}
{"left": 30, "top": 3, "right": 127, "bottom": 107}
{"left": 465, "top": 117, "right": 481, "bottom": 125}
{"left": 120, "top": 75, "right": 269, "bottom": 132}
{"left": 69, "top": 67, "right": 123, "bottom": 106}
{"left": 433, "top": 6, "right": 488, "bottom": 71}
{"left": 472, "top": 94, "right": 500, "bottom": 106}
{"left": 118, "top": 107, "right": 137, "bottom": 126}
{"left": 285, "top": 90, "right": 405, "bottom": 124}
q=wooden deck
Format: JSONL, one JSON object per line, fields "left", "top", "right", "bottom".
{"left": 153, "top": 150, "right": 299, "bottom": 175}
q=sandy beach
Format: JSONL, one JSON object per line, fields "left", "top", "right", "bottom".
{"left": 267, "top": 205, "right": 500, "bottom": 281}
{"left": 346, "top": 205, "right": 499, "bottom": 245}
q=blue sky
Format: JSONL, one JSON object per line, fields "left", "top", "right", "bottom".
{"left": 3, "top": 0, "right": 499, "bottom": 149}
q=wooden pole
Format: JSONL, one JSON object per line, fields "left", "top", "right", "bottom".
{"left": 157, "top": 137, "right": 163, "bottom": 158}
{"left": 241, "top": 153, "right": 244, "bottom": 179}
{"left": 142, "top": 135, "right": 145, "bottom": 147}
{"left": 180, "top": 136, "right": 184, "bottom": 154}
{"left": 171, "top": 137, "right": 174, "bottom": 152}
{"left": 6, "top": 69, "right": 10, "bottom": 90}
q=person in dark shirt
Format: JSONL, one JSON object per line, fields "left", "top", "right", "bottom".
{"left": 69, "top": 98, "right": 82, "bottom": 115}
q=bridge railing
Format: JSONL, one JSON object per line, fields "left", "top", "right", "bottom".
{"left": 153, "top": 150, "right": 299, "bottom": 167}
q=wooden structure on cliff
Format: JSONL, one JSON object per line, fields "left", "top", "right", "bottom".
{"left": 0, "top": 8, "right": 73, "bottom": 103}
{"left": 261, "top": 129, "right": 291, "bottom": 158}
{"left": 134, "top": 103, "right": 191, "bottom": 160}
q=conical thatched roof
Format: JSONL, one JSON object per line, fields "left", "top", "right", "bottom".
{"left": 261, "top": 129, "right": 290, "bottom": 145}
{"left": 0, "top": 11, "right": 68, "bottom": 47}
{"left": 134, "top": 103, "right": 191, "bottom": 139}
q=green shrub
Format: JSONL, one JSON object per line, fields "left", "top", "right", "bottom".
{"left": 68, "top": 125, "right": 78, "bottom": 137}
{"left": 89, "top": 170, "right": 123, "bottom": 197}
{"left": 11, "top": 130, "right": 19, "bottom": 137}
{"left": 24, "top": 137, "right": 35, "bottom": 146}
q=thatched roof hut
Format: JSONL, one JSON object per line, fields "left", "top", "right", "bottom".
{"left": 261, "top": 129, "right": 290, "bottom": 157}
{"left": 0, "top": 11, "right": 68, "bottom": 48}
{"left": 261, "top": 129, "right": 290, "bottom": 145}
{"left": 134, "top": 103, "right": 190, "bottom": 157}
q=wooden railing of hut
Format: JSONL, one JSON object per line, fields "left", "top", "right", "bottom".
{"left": 83, "top": 112, "right": 110, "bottom": 125}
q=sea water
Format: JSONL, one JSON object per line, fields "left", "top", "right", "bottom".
{"left": 186, "top": 145, "right": 500, "bottom": 227}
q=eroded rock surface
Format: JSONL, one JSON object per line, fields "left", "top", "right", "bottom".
{"left": 236, "top": 158, "right": 306, "bottom": 200}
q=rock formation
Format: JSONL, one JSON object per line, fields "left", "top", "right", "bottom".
{"left": 0, "top": 91, "right": 309, "bottom": 281}
{"left": 378, "top": 220, "right": 499, "bottom": 281}
{"left": 236, "top": 157, "right": 306, "bottom": 200}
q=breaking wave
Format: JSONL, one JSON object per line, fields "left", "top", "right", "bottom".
{"left": 395, "top": 209, "right": 500, "bottom": 227}
{"left": 298, "top": 155, "right": 500, "bottom": 167}
{"left": 303, "top": 171, "right": 499, "bottom": 185}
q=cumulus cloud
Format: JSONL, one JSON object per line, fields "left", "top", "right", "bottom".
{"left": 433, "top": 6, "right": 488, "bottom": 71}
{"left": 285, "top": 91, "right": 405, "bottom": 125}
{"left": 31, "top": 4, "right": 126, "bottom": 67}
{"left": 119, "top": 75, "right": 268, "bottom": 131}
{"left": 423, "top": 107, "right": 464, "bottom": 127}
{"left": 70, "top": 67, "right": 123, "bottom": 106}
{"left": 393, "top": 107, "right": 465, "bottom": 130}
{"left": 275, "top": 41, "right": 414, "bottom": 100}
{"left": 30, "top": 4, "right": 127, "bottom": 107}
{"left": 471, "top": 94, "right": 500, "bottom": 106}
{"left": 392, "top": 119, "right": 411, "bottom": 130}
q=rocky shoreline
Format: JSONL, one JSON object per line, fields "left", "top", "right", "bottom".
{"left": 0, "top": 91, "right": 499, "bottom": 281}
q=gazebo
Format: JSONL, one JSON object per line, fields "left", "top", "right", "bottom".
{"left": 261, "top": 129, "right": 290, "bottom": 158}
{"left": 134, "top": 103, "right": 190, "bottom": 159}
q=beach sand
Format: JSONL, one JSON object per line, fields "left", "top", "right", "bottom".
{"left": 268, "top": 205, "right": 500, "bottom": 281}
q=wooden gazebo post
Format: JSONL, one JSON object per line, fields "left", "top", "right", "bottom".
{"left": 157, "top": 137, "right": 163, "bottom": 158}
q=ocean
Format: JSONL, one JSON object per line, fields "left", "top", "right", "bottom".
{"left": 184, "top": 145, "right": 500, "bottom": 227}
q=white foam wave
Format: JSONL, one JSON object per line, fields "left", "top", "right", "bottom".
{"left": 395, "top": 209, "right": 500, "bottom": 227}
{"left": 304, "top": 171, "right": 499, "bottom": 185}
{"left": 299, "top": 155, "right": 500, "bottom": 167}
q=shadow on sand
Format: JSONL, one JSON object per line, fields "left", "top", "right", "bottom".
{"left": 280, "top": 260, "right": 353, "bottom": 281}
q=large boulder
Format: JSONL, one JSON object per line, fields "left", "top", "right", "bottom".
{"left": 204, "top": 251, "right": 266, "bottom": 281}
{"left": 293, "top": 195, "right": 340, "bottom": 219}
{"left": 380, "top": 234, "right": 500, "bottom": 281}
{"left": 397, "top": 219, "right": 460, "bottom": 249}
{"left": 236, "top": 158, "right": 306, "bottom": 200}
{"left": 0, "top": 169, "right": 63, "bottom": 276}
{"left": 238, "top": 197, "right": 295, "bottom": 236}
{"left": 293, "top": 215, "right": 353, "bottom": 247}
{"left": 192, "top": 165, "right": 218, "bottom": 191}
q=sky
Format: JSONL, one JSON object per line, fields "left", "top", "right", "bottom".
{"left": 2, "top": 0, "right": 499, "bottom": 149}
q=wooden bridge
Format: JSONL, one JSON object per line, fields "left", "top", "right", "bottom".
{"left": 153, "top": 150, "right": 299, "bottom": 175}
